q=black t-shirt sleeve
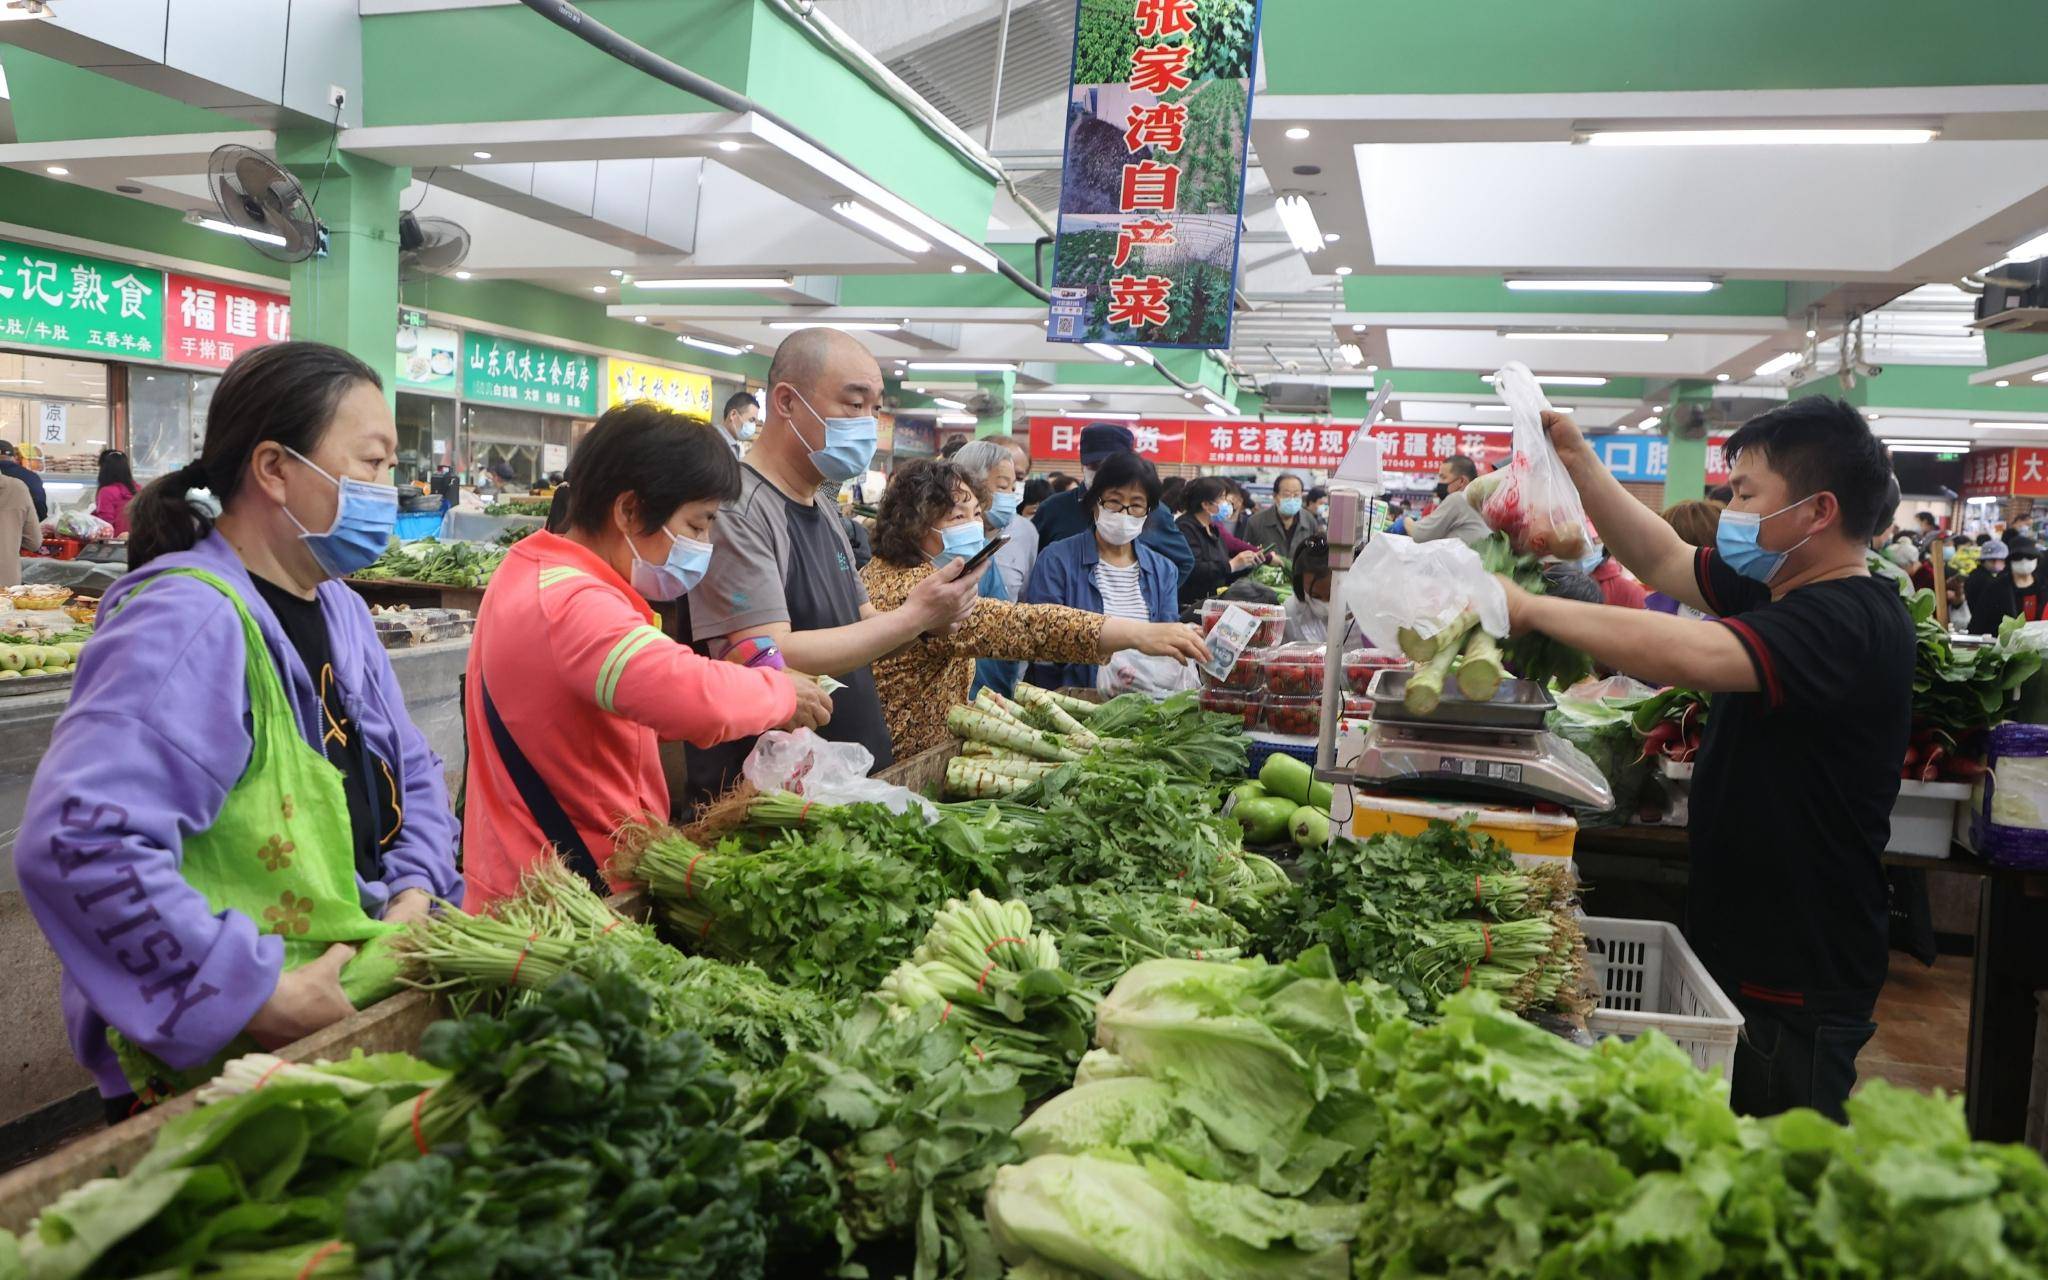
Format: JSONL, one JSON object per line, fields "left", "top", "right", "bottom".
{"left": 1714, "top": 584, "right": 1872, "bottom": 714}
{"left": 1691, "top": 547, "right": 1771, "bottom": 619}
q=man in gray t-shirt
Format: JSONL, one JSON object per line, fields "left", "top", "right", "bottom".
{"left": 1408, "top": 453, "right": 1493, "bottom": 548}
{"left": 684, "top": 329, "right": 978, "bottom": 804}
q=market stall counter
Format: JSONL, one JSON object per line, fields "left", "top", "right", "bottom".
{"left": 1574, "top": 823, "right": 2048, "bottom": 1144}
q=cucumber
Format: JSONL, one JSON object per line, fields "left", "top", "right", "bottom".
{"left": 1259, "top": 753, "right": 1315, "bottom": 806}
{"left": 1234, "top": 795, "right": 1298, "bottom": 845}
{"left": 1290, "top": 805, "right": 1333, "bottom": 848}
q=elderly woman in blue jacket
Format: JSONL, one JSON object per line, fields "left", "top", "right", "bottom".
{"left": 1022, "top": 451, "right": 1183, "bottom": 691}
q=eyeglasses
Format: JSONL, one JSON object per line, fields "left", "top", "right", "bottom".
{"left": 1099, "top": 500, "right": 1150, "bottom": 517}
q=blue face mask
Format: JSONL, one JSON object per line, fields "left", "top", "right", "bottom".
{"left": 788, "top": 387, "right": 878, "bottom": 483}
{"left": 988, "top": 488, "right": 1021, "bottom": 529}
{"left": 1277, "top": 496, "right": 1303, "bottom": 518}
{"left": 282, "top": 447, "right": 399, "bottom": 579}
{"left": 931, "top": 520, "right": 986, "bottom": 568}
{"left": 1716, "top": 495, "right": 1815, "bottom": 584}
{"left": 1215, "top": 501, "right": 1235, "bottom": 523}
{"left": 629, "top": 526, "right": 714, "bottom": 601}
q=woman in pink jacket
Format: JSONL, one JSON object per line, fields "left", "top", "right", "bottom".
{"left": 93, "top": 448, "right": 139, "bottom": 536}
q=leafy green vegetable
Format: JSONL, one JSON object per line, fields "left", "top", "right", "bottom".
{"left": 1877, "top": 558, "right": 2045, "bottom": 734}
{"left": 1025, "top": 883, "right": 1251, "bottom": 991}
{"left": 1476, "top": 532, "right": 1595, "bottom": 689}
{"left": 350, "top": 538, "right": 505, "bottom": 587}
{"left": 986, "top": 1153, "right": 1357, "bottom": 1280}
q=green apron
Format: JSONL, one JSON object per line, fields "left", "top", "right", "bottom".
{"left": 110, "top": 569, "right": 402, "bottom": 1097}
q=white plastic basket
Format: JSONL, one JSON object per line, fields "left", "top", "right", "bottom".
{"left": 1581, "top": 916, "right": 1744, "bottom": 1082}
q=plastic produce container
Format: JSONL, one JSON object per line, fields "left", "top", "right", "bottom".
{"left": 1582, "top": 916, "right": 1744, "bottom": 1082}
{"left": 1888, "top": 779, "right": 1969, "bottom": 859}
{"left": 1341, "top": 647, "right": 1410, "bottom": 694}
{"left": 1348, "top": 794, "right": 1577, "bottom": 864}
{"left": 1198, "top": 599, "right": 1287, "bottom": 648}
{"left": 1258, "top": 695, "right": 1322, "bottom": 737}
{"left": 1198, "top": 687, "right": 1262, "bottom": 728}
{"left": 1200, "top": 646, "right": 1268, "bottom": 692}
{"left": 1262, "top": 643, "right": 1327, "bottom": 698}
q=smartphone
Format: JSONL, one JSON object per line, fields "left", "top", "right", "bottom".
{"left": 953, "top": 535, "right": 1010, "bottom": 578}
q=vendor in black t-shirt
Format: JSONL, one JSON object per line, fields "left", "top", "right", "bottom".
{"left": 1499, "top": 397, "right": 1912, "bottom": 1122}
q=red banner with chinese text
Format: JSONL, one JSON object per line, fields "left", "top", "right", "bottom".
{"left": 164, "top": 274, "right": 291, "bottom": 369}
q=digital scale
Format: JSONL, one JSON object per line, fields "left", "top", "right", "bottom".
{"left": 1350, "top": 670, "right": 1615, "bottom": 811}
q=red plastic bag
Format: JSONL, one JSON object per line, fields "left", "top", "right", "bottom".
{"left": 1467, "top": 362, "right": 1590, "bottom": 560}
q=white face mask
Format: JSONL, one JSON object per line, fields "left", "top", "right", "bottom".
{"left": 1305, "top": 597, "right": 1329, "bottom": 620}
{"left": 2015, "top": 559, "right": 2040, "bottom": 575}
{"left": 1095, "top": 509, "right": 1145, "bottom": 546}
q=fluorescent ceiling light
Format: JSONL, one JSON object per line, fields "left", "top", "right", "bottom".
{"left": 1015, "top": 392, "right": 1092, "bottom": 403}
{"left": 471, "top": 150, "right": 492, "bottom": 160}
{"left": 1972, "top": 422, "right": 2048, "bottom": 433}
{"left": 183, "top": 212, "right": 287, "bottom": 248}
{"left": 951, "top": 264, "right": 968, "bottom": 273}
{"left": 637, "top": 277, "right": 793, "bottom": 290}
{"left": 716, "top": 140, "right": 742, "bottom": 153}
{"left": 1275, "top": 195, "right": 1324, "bottom": 254}
{"left": 1284, "top": 127, "right": 1311, "bottom": 140}
{"left": 1504, "top": 278, "right": 1716, "bottom": 293}
{"left": 1083, "top": 342, "right": 1125, "bottom": 362}
{"left": 1083, "top": 410, "right": 1141, "bottom": 419}
{"left": 1754, "top": 352, "right": 1800, "bottom": 377}
{"left": 1582, "top": 127, "right": 1938, "bottom": 147}
{"left": 1456, "top": 425, "right": 1515, "bottom": 436}
{"left": 1639, "top": 416, "right": 1662, "bottom": 431}
{"left": 932, "top": 396, "right": 968, "bottom": 410}
{"left": 833, "top": 200, "right": 932, "bottom": 254}
{"left": 590, "top": 285, "right": 607, "bottom": 294}
{"left": 1716, "top": 373, "right": 1732, "bottom": 382}
{"left": 634, "top": 315, "right": 648, "bottom": 323}
{"left": 1335, "top": 266, "right": 1353, "bottom": 276}
{"left": 44, "top": 165, "right": 66, "bottom": 176}
{"left": 908, "top": 361, "right": 1016, "bottom": 372}
{"left": 681, "top": 335, "right": 746, "bottom": 356}
{"left": 1881, "top": 437, "right": 1972, "bottom": 448}
{"left": 939, "top": 413, "right": 977, "bottom": 425}
{"left": 453, "top": 270, "right": 472, "bottom": 280}
{"left": 1480, "top": 373, "right": 1611, "bottom": 387}
{"left": 1202, "top": 402, "right": 1232, "bottom": 417}
{"left": 1504, "top": 330, "right": 1669, "bottom": 343}
{"left": 1338, "top": 343, "right": 1365, "bottom": 367}
{"left": 1324, "top": 233, "right": 1341, "bottom": 244}
{"left": 1887, "top": 443, "right": 1968, "bottom": 454}
{"left": 768, "top": 320, "right": 902, "bottom": 332}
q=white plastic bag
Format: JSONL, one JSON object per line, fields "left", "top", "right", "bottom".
{"left": 1343, "top": 533, "right": 1509, "bottom": 655}
{"left": 1098, "top": 650, "right": 1200, "bottom": 698}
{"left": 741, "top": 727, "right": 935, "bottom": 819}
{"left": 1464, "top": 362, "right": 1591, "bottom": 560}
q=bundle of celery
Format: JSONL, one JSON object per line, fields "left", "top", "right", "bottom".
{"left": 943, "top": 684, "right": 1249, "bottom": 795}
{"left": 612, "top": 813, "right": 1005, "bottom": 997}
{"left": 873, "top": 890, "right": 1095, "bottom": 1097}
{"left": 1024, "top": 882, "right": 1252, "bottom": 991}
{"left": 1271, "top": 821, "right": 1587, "bottom": 1019}
{"left": 1395, "top": 610, "right": 1507, "bottom": 713}
{"left": 398, "top": 858, "right": 829, "bottom": 1070}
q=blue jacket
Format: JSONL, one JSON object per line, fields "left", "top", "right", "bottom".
{"left": 1021, "top": 532, "right": 1179, "bottom": 691}
{"left": 1031, "top": 487, "right": 1194, "bottom": 588}
{"left": 3, "top": 458, "right": 46, "bottom": 521}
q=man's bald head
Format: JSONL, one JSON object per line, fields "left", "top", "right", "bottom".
{"left": 768, "top": 326, "right": 880, "bottom": 402}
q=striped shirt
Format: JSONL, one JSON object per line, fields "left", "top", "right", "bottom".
{"left": 1093, "top": 560, "right": 1150, "bottom": 621}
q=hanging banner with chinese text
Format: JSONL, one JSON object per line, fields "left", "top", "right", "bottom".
{"left": 165, "top": 273, "right": 290, "bottom": 369}
{"left": 1028, "top": 417, "right": 1510, "bottom": 472}
{"left": 1961, "top": 448, "right": 2048, "bottom": 499}
{"left": 1586, "top": 433, "right": 1735, "bottom": 486}
{"left": 0, "top": 238, "right": 162, "bottom": 359}
{"left": 602, "top": 356, "right": 715, "bottom": 420}
{"left": 1045, "top": 0, "right": 1263, "bottom": 350}
{"left": 462, "top": 332, "right": 597, "bottom": 416}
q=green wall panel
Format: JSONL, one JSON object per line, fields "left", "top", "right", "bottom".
{"left": 401, "top": 275, "right": 767, "bottom": 381}
{"left": 1797, "top": 364, "right": 2048, "bottom": 414}
{"left": 0, "top": 168, "right": 288, "bottom": 280}
{"left": 1343, "top": 275, "right": 1789, "bottom": 318}
{"left": 0, "top": 47, "right": 253, "bottom": 142}
{"left": 1264, "top": 0, "right": 2048, "bottom": 96}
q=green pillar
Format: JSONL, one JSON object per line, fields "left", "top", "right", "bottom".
{"left": 277, "top": 131, "right": 406, "bottom": 409}
{"left": 975, "top": 370, "right": 1016, "bottom": 438}
{"left": 1662, "top": 380, "right": 1713, "bottom": 507}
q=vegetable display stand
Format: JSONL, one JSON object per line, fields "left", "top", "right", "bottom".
{"left": 1350, "top": 792, "right": 1578, "bottom": 868}
{"left": 0, "top": 989, "right": 443, "bottom": 1234}
{"left": 341, "top": 575, "right": 486, "bottom": 614}
{"left": 1890, "top": 779, "right": 1971, "bottom": 859}
{"left": 1581, "top": 916, "right": 1743, "bottom": 1081}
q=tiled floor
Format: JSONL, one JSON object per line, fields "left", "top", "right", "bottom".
{"left": 1856, "top": 953, "right": 1973, "bottom": 1097}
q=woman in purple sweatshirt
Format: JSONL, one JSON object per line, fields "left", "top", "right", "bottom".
{"left": 15, "top": 342, "right": 461, "bottom": 1117}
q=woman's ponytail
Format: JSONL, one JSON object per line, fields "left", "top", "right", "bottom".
{"left": 127, "top": 462, "right": 222, "bottom": 570}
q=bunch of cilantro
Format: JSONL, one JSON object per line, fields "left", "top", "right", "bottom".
{"left": 345, "top": 965, "right": 843, "bottom": 1280}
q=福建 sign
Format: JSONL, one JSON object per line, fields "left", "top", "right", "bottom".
{"left": 1045, "top": 0, "right": 1265, "bottom": 350}
{"left": 166, "top": 274, "right": 290, "bottom": 369}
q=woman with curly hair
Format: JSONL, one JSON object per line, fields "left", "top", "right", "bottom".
{"left": 860, "top": 458, "right": 1208, "bottom": 756}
